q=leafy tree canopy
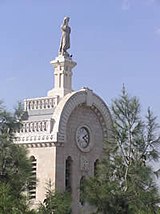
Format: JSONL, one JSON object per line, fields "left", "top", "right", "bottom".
{"left": 0, "top": 102, "right": 34, "bottom": 213}
{"left": 37, "top": 181, "right": 71, "bottom": 214}
{"left": 83, "top": 87, "right": 160, "bottom": 214}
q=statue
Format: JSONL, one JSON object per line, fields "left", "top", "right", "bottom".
{"left": 59, "top": 17, "right": 71, "bottom": 57}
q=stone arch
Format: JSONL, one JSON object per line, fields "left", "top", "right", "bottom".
{"left": 52, "top": 88, "right": 113, "bottom": 143}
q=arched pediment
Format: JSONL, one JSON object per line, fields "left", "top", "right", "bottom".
{"left": 52, "top": 88, "right": 113, "bottom": 143}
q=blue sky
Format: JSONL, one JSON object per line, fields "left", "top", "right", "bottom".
{"left": 0, "top": 0, "right": 160, "bottom": 120}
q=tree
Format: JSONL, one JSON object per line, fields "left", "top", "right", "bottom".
{"left": 37, "top": 181, "right": 71, "bottom": 214}
{"left": 0, "top": 182, "right": 36, "bottom": 214}
{"left": 83, "top": 88, "right": 160, "bottom": 214}
{"left": 0, "top": 102, "right": 35, "bottom": 213}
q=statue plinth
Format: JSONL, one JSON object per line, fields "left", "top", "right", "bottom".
{"left": 47, "top": 54, "right": 77, "bottom": 98}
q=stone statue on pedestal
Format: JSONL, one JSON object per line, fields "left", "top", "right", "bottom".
{"left": 59, "top": 17, "right": 71, "bottom": 57}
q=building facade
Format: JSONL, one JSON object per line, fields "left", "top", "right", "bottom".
{"left": 15, "top": 20, "right": 113, "bottom": 213}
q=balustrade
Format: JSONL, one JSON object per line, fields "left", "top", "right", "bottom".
{"left": 17, "top": 120, "right": 48, "bottom": 133}
{"left": 24, "top": 96, "right": 58, "bottom": 111}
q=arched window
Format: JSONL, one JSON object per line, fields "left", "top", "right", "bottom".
{"left": 65, "top": 156, "right": 72, "bottom": 192}
{"left": 28, "top": 156, "right": 37, "bottom": 199}
{"left": 94, "top": 159, "right": 99, "bottom": 176}
{"left": 80, "top": 176, "right": 85, "bottom": 206}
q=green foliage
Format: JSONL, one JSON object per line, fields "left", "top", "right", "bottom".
{"left": 83, "top": 87, "right": 160, "bottom": 214}
{"left": 0, "top": 102, "right": 35, "bottom": 213}
{"left": 0, "top": 182, "right": 36, "bottom": 214}
{"left": 37, "top": 181, "right": 71, "bottom": 214}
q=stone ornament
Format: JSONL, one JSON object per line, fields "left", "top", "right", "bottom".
{"left": 59, "top": 17, "right": 71, "bottom": 57}
{"left": 80, "top": 156, "right": 89, "bottom": 172}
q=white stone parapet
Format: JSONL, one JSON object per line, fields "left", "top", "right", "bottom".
{"left": 24, "top": 96, "right": 59, "bottom": 111}
{"left": 17, "top": 120, "right": 49, "bottom": 133}
{"left": 14, "top": 119, "right": 55, "bottom": 145}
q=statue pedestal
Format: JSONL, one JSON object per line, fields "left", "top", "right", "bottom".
{"left": 47, "top": 55, "right": 77, "bottom": 98}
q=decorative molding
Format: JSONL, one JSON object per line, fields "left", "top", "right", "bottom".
{"left": 14, "top": 133, "right": 55, "bottom": 144}
{"left": 17, "top": 141, "right": 58, "bottom": 148}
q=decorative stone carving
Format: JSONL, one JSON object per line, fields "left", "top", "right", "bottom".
{"left": 59, "top": 17, "right": 71, "bottom": 57}
{"left": 14, "top": 134, "right": 55, "bottom": 145}
{"left": 80, "top": 156, "right": 89, "bottom": 172}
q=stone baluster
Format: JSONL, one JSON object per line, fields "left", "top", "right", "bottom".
{"left": 37, "top": 100, "right": 40, "bottom": 109}
{"left": 42, "top": 99, "right": 45, "bottom": 109}
{"left": 47, "top": 99, "right": 50, "bottom": 108}
{"left": 42, "top": 121, "right": 47, "bottom": 131}
{"left": 31, "top": 101, "right": 33, "bottom": 110}
{"left": 35, "top": 100, "right": 38, "bottom": 109}
{"left": 29, "top": 123, "right": 31, "bottom": 132}
{"left": 26, "top": 123, "right": 29, "bottom": 132}
{"left": 30, "top": 122, "right": 33, "bottom": 132}
{"left": 45, "top": 99, "right": 47, "bottom": 109}
{"left": 45, "top": 99, "right": 47, "bottom": 108}
{"left": 34, "top": 122, "right": 37, "bottom": 132}
{"left": 49, "top": 98, "right": 53, "bottom": 108}
{"left": 23, "top": 123, "right": 26, "bottom": 132}
{"left": 38, "top": 122, "right": 41, "bottom": 131}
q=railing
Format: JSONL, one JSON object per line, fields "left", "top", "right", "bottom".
{"left": 17, "top": 120, "right": 49, "bottom": 133}
{"left": 24, "top": 96, "right": 59, "bottom": 111}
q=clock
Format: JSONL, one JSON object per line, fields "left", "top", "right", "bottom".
{"left": 76, "top": 126, "right": 90, "bottom": 149}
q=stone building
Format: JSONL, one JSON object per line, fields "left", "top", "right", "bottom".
{"left": 15, "top": 18, "right": 113, "bottom": 213}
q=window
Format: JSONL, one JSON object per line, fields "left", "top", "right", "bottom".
{"left": 65, "top": 156, "right": 72, "bottom": 192}
{"left": 28, "top": 156, "right": 37, "bottom": 199}
{"left": 80, "top": 176, "right": 85, "bottom": 206}
{"left": 94, "top": 159, "right": 99, "bottom": 176}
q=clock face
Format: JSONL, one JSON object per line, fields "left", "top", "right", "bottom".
{"left": 76, "top": 127, "right": 90, "bottom": 149}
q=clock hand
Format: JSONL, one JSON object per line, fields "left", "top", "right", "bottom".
{"left": 83, "top": 134, "right": 88, "bottom": 143}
